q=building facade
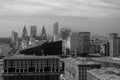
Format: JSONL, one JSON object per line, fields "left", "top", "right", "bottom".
{"left": 11, "top": 31, "right": 18, "bottom": 48}
{"left": 70, "top": 32, "right": 90, "bottom": 56}
{"left": 29, "top": 26, "right": 37, "bottom": 45}
{"left": 91, "top": 57, "right": 120, "bottom": 69}
{"left": 64, "top": 58, "right": 101, "bottom": 80}
{"left": 87, "top": 68, "right": 120, "bottom": 80}
{"left": 100, "top": 42, "right": 109, "bottom": 56}
{"left": 53, "top": 22, "right": 59, "bottom": 42}
{"left": 11, "top": 31, "right": 18, "bottom": 43}
{"left": 60, "top": 28, "right": 71, "bottom": 55}
{"left": 109, "top": 33, "right": 120, "bottom": 57}
{"left": 30, "top": 26, "right": 37, "bottom": 38}
{"left": 3, "top": 55, "right": 63, "bottom": 76}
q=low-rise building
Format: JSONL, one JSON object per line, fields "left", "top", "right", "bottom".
{"left": 87, "top": 68, "right": 120, "bottom": 80}
{"left": 64, "top": 57, "right": 101, "bottom": 80}
{"left": 91, "top": 57, "right": 120, "bottom": 68}
{"left": 3, "top": 55, "right": 63, "bottom": 76}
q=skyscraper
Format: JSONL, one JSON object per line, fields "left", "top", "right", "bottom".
{"left": 53, "top": 22, "right": 59, "bottom": 42}
{"left": 11, "top": 31, "right": 18, "bottom": 48}
{"left": 29, "top": 26, "right": 37, "bottom": 45}
{"left": 60, "top": 28, "right": 71, "bottom": 55}
{"left": 30, "top": 26, "right": 37, "bottom": 38}
{"left": 12, "top": 31, "right": 18, "bottom": 43}
{"left": 40, "top": 25, "right": 47, "bottom": 40}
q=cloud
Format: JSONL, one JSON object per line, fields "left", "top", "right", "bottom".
{"left": 0, "top": 0, "right": 120, "bottom": 18}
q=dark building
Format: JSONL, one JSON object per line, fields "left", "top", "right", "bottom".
{"left": 20, "top": 41, "right": 62, "bottom": 56}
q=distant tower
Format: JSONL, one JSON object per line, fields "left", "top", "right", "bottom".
{"left": 53, "top": 22, "right": 59, "bottom": 42}
{"left": 22, "top": 25, "right": 28, "bottom": 40}
{"left": 12, "top": 31, "right": 18, "bottom": 42}
{"left": 29, "top": 26, "right": 37, "bottom": 45}
{"left": 30, "top": 26, "right": 37, "bottom": 38}
{"left": 22, "top": 25, "right": 29, "bottom": 48}
{"left": 40, "top": 25, "right": 47, "bottom": 40}
{"left": 11, "top": 31, "right": 18, "bottom": 48}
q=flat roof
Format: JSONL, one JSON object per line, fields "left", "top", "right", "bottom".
{"left": 87, "top": 68, "right": 120, "bottom": 80}
{"left": 91, "top": 57, "right": 120, "bottom": 64}
{"left": 65, "top": 57, "right": 101, "bottom": 66}
{"left": 4, "top": 55, "right": 60, "bottom": 60}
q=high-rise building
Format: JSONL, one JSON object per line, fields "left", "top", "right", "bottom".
{"left": 29, "top": 26, "right": 37, "bottom": 45}
{"left": 30, "top": 26, "right": 37, "bottom": 38}
{"left": 53, "top": 22, "right": 59, "bottom": 42}
{"left": 11, "top": 31, "right": 18, "bottom": 48}
{"left": 109, "top": 33, "right": 120, "bottom": 57}
{"left": 11, "top": 31, "right": 18, "bottom": 43}
{"left": 70, "top": 32, "right": 90, "bottom": 56}
{"left": 60, "top": 28, "right": 71, "bottom": 55}
{"left": 40, "top": 26, "right": 47, "bottom": 40}
{"left": 64, "top": 58, "right": 101, "bottom": 80}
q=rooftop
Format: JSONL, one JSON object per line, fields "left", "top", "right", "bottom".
{"left": 91, "top": 57, "right": 120, "bottom": 64}
{"left": 4, "top": 54, "right": 60, "bottom": 60}
{"left": 87, "top": 68, "right": 120, "bottom": 80}
{"left": 65, "top": 57, "right": 100, "bottom": 66}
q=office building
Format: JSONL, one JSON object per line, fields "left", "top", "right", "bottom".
{"left": 60, "top": 28, "right": 71, "bottom": 55}
{"left": 11, "top": 31, "right": 18, "bottom": 43}
{"left": 64, "top": 58, "right": 101, "bottom": 80}
{"left": 30, "top": 26, "right": 37, "bottom": 38}
{"left": 53, "top": 22, "right": 59, "bottom": 42}
{"left": 3, "top": 55, "right": 63, "bottom": 76}
{"left": 11, "top": 31, "right": 18, "bottom": 48}
{"left": 90, "top": 36, "right": 109, "bottom": 55}
{"left": 87, "top": 68, "right": 120, "bottom": 80}
{"left": 100, "top": 42, "right": 109, "bottom": 56}
{"left": 29, "top": 26, "right": 37, "bottom": 45}
{"left": 70, "top": 32, "right": 90, "bottom": 56}
{"left": 109, "top": 33, "right": 120, "bottom": 57}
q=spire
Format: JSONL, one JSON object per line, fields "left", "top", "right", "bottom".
{"left": 40, "top": 25, "right": 47, "bottom": 40}
{"left": 22, "top": 25, "right": 28, "bottom": 40}
{"left": 42, "top": 25, "right": 46, "bottom": 34}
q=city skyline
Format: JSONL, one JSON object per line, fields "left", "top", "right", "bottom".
{"left": 0, "top": 0, "right": 120, "bottom": 37}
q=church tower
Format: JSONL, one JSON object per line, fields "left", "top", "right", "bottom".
{"left": 40, "top": 25, "right": 47, "bottom": 40}
{"left": 22, "top": 25, "right": 28, "bottom": 40}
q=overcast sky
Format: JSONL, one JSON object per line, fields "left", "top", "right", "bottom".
{"left": 0, "top": 0, "right": 120, "bottom": 37}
